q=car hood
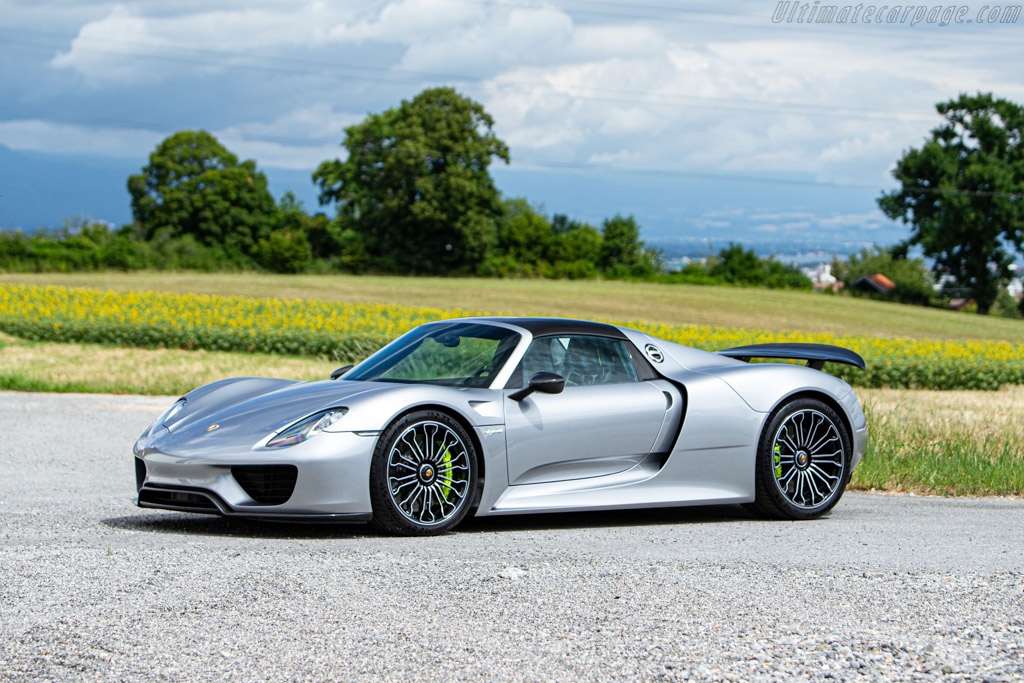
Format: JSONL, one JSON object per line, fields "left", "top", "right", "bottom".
{"left": 146, "top": 377, "right": 390, "bottom": 453}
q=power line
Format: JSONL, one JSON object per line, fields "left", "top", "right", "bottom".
{"left": 0, "top": 106, "right": 339, "bottom": 149}
{"left": 0, "top": 27, "right": 947, "bottom": 123}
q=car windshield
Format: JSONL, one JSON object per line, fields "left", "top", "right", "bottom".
{"left": 344, "top": 322, "right": 521, "bottom": 388}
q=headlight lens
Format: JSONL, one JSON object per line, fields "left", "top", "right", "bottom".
{"left": 267, "top": 409, "right": 348, "bottom": 448}
{"left": 144, "top": 398, "right": 186, "bottom": 437}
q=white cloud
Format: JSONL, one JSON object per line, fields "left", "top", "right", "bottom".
{"left": 816, "top": 211, "right": 890, "bottom": 229}
{"left": 223, "top": 104, "right": 361, "bottom": 144}
{"left": 6, "top": 0, "right": 1020, "bottom": 241}
{"left": 0, "top": 106, "right": 356, "bottom": 170}
{"left": 0, "top": 118, "right": 162, "bottom": 157}
{"left": 210, "top": 135, "right": 339, "bottom": 170}
{"left": 689, "top": 218, "right": 731, "bottom": 229}
{"left": 330, "top": 0, "right": 487, "bottom": 46}
{"left": 750, "top": 211, "right": 816, "bottom": 221}
{"left": 50, "top": 2, "right": 372, "bottom": 84}
{"left": 214, "top": 104, "right": 363, "bottom": 169}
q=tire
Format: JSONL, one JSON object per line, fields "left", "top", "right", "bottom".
{"left": 369, "top": 410, "right": 479, "bottom": 536}
{"left": 746, "top": 397, "right": 851, "bottom": 520}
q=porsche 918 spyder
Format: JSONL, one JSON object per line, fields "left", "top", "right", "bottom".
{"left": 133, "top": 317, "right": 867, "bottom": 535}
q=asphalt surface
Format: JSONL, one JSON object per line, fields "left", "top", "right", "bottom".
{"left": 1, "top": 391, "right": 1022, "bottom": 681}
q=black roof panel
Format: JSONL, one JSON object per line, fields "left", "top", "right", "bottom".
{"left": 480, "top": 317, "right": 627, "bottom": 339}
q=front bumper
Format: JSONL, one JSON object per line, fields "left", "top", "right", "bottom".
{"left": 134, "top": 484, "right": 371, "bottom": 522}
{"left": 133, "top": 430, "right": 378, "bottom": 520}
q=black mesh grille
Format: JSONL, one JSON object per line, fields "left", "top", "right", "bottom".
{"left": 232, "top": 465, "right": 298, "bottom": 505}
{"left": 135, "top": 457, "right": 147, "bottom": 492}
{"left": 139, "top": 487, "right": 219, "bottom": 512}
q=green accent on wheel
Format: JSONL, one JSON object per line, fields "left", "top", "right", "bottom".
{"left": 439, "top": 446, "right": 453, "bottom": 499}
{"left": 774, "top": 465, "right": 783, "bottom": 478}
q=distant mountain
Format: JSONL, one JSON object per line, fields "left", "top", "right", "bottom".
{"left": 0, "top": 144, "right": 137, "bottom": 230}
{"left": 0, "top": 144, "right": 322, "bottom": 231}
{"left": 0, "top": 142, "right": 909, "bottom": 258}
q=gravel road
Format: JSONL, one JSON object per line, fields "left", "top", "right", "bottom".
{"left": 1, "top": 391, "right": 1022, "bottom": 681}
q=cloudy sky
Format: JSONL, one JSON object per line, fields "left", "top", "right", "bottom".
{"left": 2, "top": 0, "right": 1023, "bottom": 253}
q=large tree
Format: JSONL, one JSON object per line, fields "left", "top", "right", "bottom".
{"left": 313, "top": 88, "right": 510, "bottom": 275}
{"left": 128, "top": 130, "right": 277, "bottom": 255}
{"left": 878, "top": 93, "right": 1024, "bottom": 314}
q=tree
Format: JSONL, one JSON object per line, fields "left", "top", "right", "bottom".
{"left": 598, "top": 214, "right": 657, "bottom": 278}
{"left": 878, "top": 93, "right": 1024, "bottom": 315}
{"left": 548, "top": 215, "right": 602, "bottom": 279}
{"left": 255, "top": 228, "right": 313, "bottom": 274}
{"left": 128, "top": 130, "right": 278, "bottom": 257}
{"left": 702, "top": 243, "right": 809, "bottom": 289}
{"left": 314, "top": 88, "right": 510, "bottom": 275}
{"left": 487, "top": 198, "right": 554, "bottom": 276}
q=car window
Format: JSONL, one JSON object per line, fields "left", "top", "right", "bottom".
{"left": 519, "top": 335, "right": 639, "bottom": 387}
{"left": 345, "top": 322, "right": 520, "bottom": 387}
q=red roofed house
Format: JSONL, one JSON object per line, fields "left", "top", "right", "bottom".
{"left": 851, "top": 273, "right": 896, "bottom": 295}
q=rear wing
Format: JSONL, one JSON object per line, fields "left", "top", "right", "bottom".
{"left": 716, "top": 343, "right": 866, "bottom": 371}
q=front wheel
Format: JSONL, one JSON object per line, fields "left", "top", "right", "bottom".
{"left": 747, "top": 397, "right": 851, "bottom": 520}
{"left": 369, "top": 410, "right": 478, "bottom": 536}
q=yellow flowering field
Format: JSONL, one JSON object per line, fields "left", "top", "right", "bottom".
{"left": 2, "top": 284, "right": 1022, "bottom": 389}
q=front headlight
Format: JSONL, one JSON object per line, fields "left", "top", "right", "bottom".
{"left": 143, "top": 398, "right": 186, "bottom": 438}
{"left": 267, "top": 409, "right": 348, "bottom": 448}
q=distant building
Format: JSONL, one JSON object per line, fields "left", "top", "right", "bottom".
{"left": 1008, "top": 265, "right": 1023, "bottom": 300}
{"left": 851, "top": 274, "right": 896, "bottom": 294}
{"left": 803, "top": 263, "right": 843, "bottom": 292}
{"left": 948, "top": 298, "right": 976, "bottom": 311}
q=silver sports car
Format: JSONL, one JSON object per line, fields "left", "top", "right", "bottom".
{"left": 134, "top": 317, "right": 867, "bottom": 535}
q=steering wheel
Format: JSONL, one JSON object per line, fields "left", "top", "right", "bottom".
{"left": 461, "top": 363, "right": 493, "bottom": 386}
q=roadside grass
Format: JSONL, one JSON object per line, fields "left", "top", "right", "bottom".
{"left": 0, "top": 333, "right": 333, "bottom": 395}
{"left": 852, "top": 386, "right": 1024, "bottom": 496}
{"left": 2, "top": 271, "right": 1021, "bottom": 343}
{"left": 0, "top": 334, "right": 1019, "bottom": 496}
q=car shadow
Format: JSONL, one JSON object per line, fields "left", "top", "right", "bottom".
{"left": 101, "top": 513, "right": 376, "bottom": 540}
{"left": 457, "top": 504, "right": 755, "bottom": 534}
{"left": 103, "top": 504, "right": 756, "bottom": 539}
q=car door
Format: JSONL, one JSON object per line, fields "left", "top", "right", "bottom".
{"left": 503, "top": 334, "right": 671, "bottom": 485}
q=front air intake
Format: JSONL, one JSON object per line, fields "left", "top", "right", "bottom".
{"left": 231, "top": 465, "right": 298, "bottom": 505}
{"left": 139, "top": 487, "right": 220, "bottom": 512}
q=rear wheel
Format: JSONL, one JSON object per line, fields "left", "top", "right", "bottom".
{"left": 747, "top": 397, "right": 851, "bottom": 520}
{"left": 369, "top": 410, "right": 478, "bottom": 536}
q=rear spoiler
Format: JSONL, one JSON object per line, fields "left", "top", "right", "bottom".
{"left": 716, "top": 343, "right": 866, "bottom": 371}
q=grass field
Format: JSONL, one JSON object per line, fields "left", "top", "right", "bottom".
{"left": 1, "top": 334, "right": 1019, "bottom": 497}
{"left": 6, "top": 283, "right": 1022, "bottom": 389}
{"left": 0, "top": 333, "right": 333, "bottom": 395}
{"left": 3, "top": 271, "right": 1020, "bottom": 343}
{"left": 857, "top": 387, "right": 1024, "bottom": 496}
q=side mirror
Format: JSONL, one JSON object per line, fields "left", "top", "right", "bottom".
{"left": 509, "top": 372, "right": 565, "bottom": 402}
{"left": 330, "top": 364, "right": 354, "bottom": 380}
